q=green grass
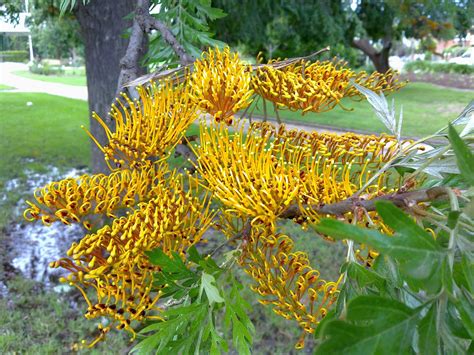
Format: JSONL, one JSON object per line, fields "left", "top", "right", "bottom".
{"left": 0, "top": 93, "right": 90, "bottom": 228}
{"left": 0, "top": 92, "right": 90, "bottom": 180}
{"left": 0, "top": 84, "right": 15, "bottom": 90}
{"left": 255, "top": 82, "right": 473, "bottom": 137}
{"left": 13, "top": 70, "right": 87, "bottom": 86}
{"left": 0, "top": 277, "right": 129, "bottom": 353}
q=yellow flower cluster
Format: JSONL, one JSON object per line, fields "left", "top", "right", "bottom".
{"left": 252, "top": 59, "right": 404, "bottom": 114}
{"left": 22, "top": 46, "right": 414, "bottom": 350}
{"left": 194, "top": 120, "right": 304, "bottom": 227}
{"left": 196, "top": 120, "right": 407, "bottom": 345}
{"left": 85, "top": 79, "right": 198, "bottom": 170}
{"left": 51, "top": 174, "right": 214, "bottom": 346}
{"left": 196, "top": 120, "right": 401, "bottom": 226}
{"left": 189, "top": 47, "right": 254, "bottom": 125}
{"left": 23, "top": 163, "right": 168, "bottom": 230}
{"left": 241, "top": 225, "right": 342, "bottom": 349}
{"left": 250, "top": 122, "right": 401, "bottom": 222}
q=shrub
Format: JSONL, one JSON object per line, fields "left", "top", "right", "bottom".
{"left": 29, "top": 61, "right": 65, "bottom": 76}
{"left": 21, "top": 47, "right": 473, "bottom": 353}
{"left": 404, "top": 60, "right": 474, "bottom": 75}
{"left": 0, "top": 50, "right": 28, "bottom": 63}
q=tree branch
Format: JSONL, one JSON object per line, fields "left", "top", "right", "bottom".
{"left": 280, "top": 187, "right": 449, "bottom": 219}
{"left": 139, "top": 15, "right": 194, "bottom": 66}
{"left": 116, "top": 0, "right": 194, "bottom": 94}
{"left": 209, "top": 220, "right": 252, "bottom": 257}
{"left": 352, "top": 38, "right": 377, "bottom": 57}
{"left": 116, "top": 0, "right": 149, "bottom": 96}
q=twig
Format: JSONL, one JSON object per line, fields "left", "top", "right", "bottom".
{"left": 273, "top": 102, "right": 282, "bottom": 124}
{"left": 262, "top": 98, "right": 267, "bottom": 122}
{"left": 209, "top": 220, "right": 252, "bottom": 257}
{"left": 139, "top": 13, "right": 194, "bottom": 66}
{"left": 279, "top": 187, "right": 449, "bottom": 219}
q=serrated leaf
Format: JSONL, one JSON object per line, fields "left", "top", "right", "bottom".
{"left": 201, "top": 272, "right": 224, "bottom": 304}
{"left": 188, "top": 245, "right": 204, "bottom": 264}
{"left": 196, "top": 1, "right": 226, "bottom": 20}
{"left": 316, "top": 296, "right": 419, "bottom": 354}
{"left": 314, "top": 201, "right": 446, "bottom": 292}
{"left": 232, "top": 313, "right": 252, "bottom": 355}
{"left": 453, "top": 254, "right": 474, "bottom": 293}
{"left": 418, "top": 304, "right": 439, "bottom": 355}
{"left": 447, "top": 210, "right": 461, "bottom": 229}
{"left": 449, "top": 124, "right": 474, "bottom": 186}
{"left": 446, "top": 301, "right": 471, "bottom": 339}
{"left": 399, "top": 158, "right": 460, "bottom": 178}
{"left": 454, "top": 294, "right": 474, "bottom": 339}
{"left": 345, "top": 261, "right": 386, "bottom": 291}
{"left": 452, "top": 100, "right": 474, "bottom": 136}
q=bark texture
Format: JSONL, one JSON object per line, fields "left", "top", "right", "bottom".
{"left": 75, "top": 0, "right": 146, "bottom": 173}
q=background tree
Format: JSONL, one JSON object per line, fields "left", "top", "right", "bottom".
{"left": 349, "top": 0, "right": 474, "bottom": 72}
{"left": 4, "top": 0, "right": 223, "bottom": 173}
{"left": 211, "top": 0, "right": 359, "bottom": 65}
{"left": 27, "top": 9, "right": 83, "bottom": 61}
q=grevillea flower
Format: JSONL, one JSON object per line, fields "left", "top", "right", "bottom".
{"left": 194, "top": 120, "right": 304, "bottom": 227}
{"left": 22, "top": 47, "right": 418, "bottom": 351}
{"left": 50, "top": 173, "right": 214, "bottom": 346}
{"left": 241, "top": 225, "right": 342, "bottom": 349}
{"left": 252, "top": 59, "right": 404, "bottom": 113}
{"left": 84, "top": 79, "right": 198, "bottom": 170}
{"left": 249, "top": 122, "right": 403, "bottom": 223}
{"left": 189, "top": 47, "right": 254, "bottom": 125}
{"left": 23, "top": 163, "right": 169, "bottom": 230}
{"left": 196, "top": 120, "right": 404, "bottom": 227}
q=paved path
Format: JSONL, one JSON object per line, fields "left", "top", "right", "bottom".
{"left": 0, "top": 62, "right": 88, "bottom": 101}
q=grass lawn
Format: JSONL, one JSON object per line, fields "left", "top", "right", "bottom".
{"left": 0, "top": 92, "right": 90, "bottom": 181}
{"left": 0, "top": 84, "right": 15, "bottom": 90}
{"left": 254, "top": 82, "right": 473, "bottom": 137}
{"left": 13, "top": 70, "right": 87, "bottom": 86}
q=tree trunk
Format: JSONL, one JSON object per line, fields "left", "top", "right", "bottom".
{"left": 352, "top": 38, "right": 392, "bottom": 73}
{"left": 75, "top": 0, "right": 147, "bottom": 173}
{"left": 370, "top": 50, "right": 390, "bottom": 73}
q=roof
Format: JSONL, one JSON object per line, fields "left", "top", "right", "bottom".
{"left": 0, "top": 13, "right": 30, "bottom": 35}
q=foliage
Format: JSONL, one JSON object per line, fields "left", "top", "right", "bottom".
{"left": 353, "top": 0, "right": 472, "bottom": 42}
{"left": 132, "top": 246, "right": 254, "bottom": 354}
{"left": 314, "top": 194, "right": 473, "bottom": 353}
{"left": 211, "top": 0, "right": 358, "bottom": 64}
{"left": 29, "top": 61, "right": 65, "bottom": 75}
{"left": 311, "top": 95, "right": 474, "bottom": 354}
{"left": 6, "top": 0, "right": 85, "bottom": 61}
{"left": 404, "top": 60, "right": 474, "bottom": 75}
{"left": 0, "top": 50, "right": 28, "bottom": 62}
{"left": 29, "top": 14, "right": 84, "bottom": 61}
{"left": 145, "top": 0, "right": 226, "bottom": 66}
{"left": 20, "top": 47, "right": 474, "bottom": 353}
{"left": 0, "top": 0, "right": 24, "bottom": 23}
{"left": 348, "top": 0, "right": 474, "bottom": 71}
